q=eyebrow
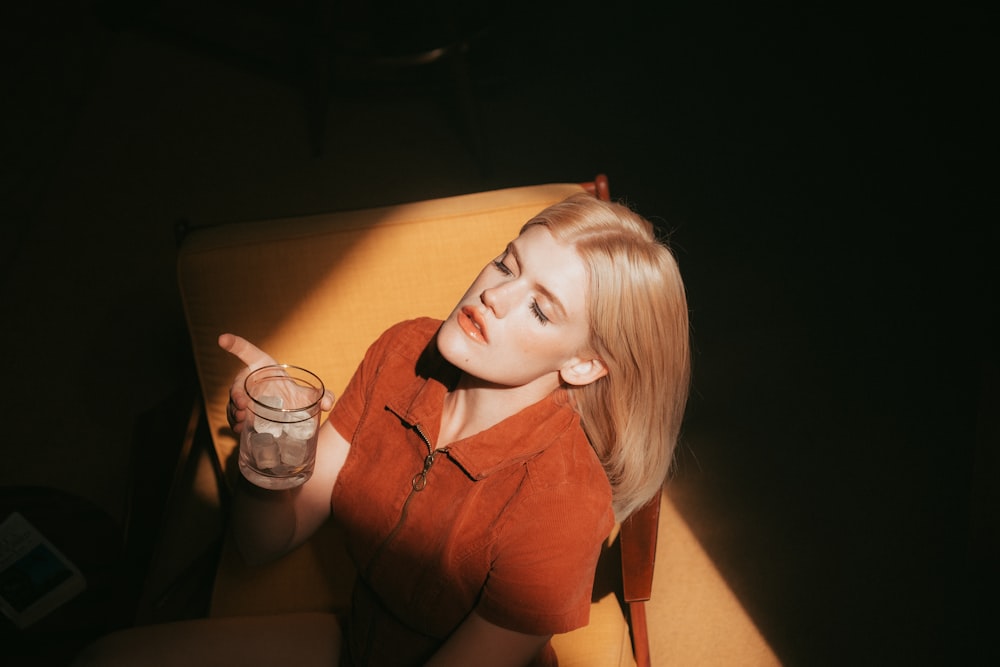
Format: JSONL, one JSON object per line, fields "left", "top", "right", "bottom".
{"left": 508, "top": 240, "right": 569, "bottom": 320}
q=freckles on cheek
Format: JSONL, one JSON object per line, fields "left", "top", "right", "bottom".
{"left": 518, "top": 340, "right": 548, "bottom": 362}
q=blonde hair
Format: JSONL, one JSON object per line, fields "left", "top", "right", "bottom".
{"left": 525, "top": 193, "right": 690, "bottom": 521}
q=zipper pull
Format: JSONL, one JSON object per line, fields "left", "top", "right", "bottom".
{"left": 412, "top": 451, "right": 436, "bottom": 491}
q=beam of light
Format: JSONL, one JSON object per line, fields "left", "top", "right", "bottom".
{"left": 650, "top": 491, "right": 781, "bottom": 665}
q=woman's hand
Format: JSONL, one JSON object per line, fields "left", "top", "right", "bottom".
{"left": 218, "top": 333, "right": 335, "bottom": 433}
{"left": 218, "top": 333, "right": 344, "bottom": 565}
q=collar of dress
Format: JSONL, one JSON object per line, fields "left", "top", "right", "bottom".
{"left": 384, "top": 357, "right": 581, "bottom": 481}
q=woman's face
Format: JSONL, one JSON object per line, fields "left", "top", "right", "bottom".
{"left": 438, "top": 225, "right": 604, "bottom": 394}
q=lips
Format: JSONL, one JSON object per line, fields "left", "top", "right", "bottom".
{"left": 458, "top": 306, "right": 488, "bottom": 343}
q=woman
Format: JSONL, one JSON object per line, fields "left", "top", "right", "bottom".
{"left": 75, "top": 193, "right": 689, "bottom": 666}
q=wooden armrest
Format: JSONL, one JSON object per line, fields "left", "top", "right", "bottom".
{"left": 621, "top": 488, "right": 661, "bottom": 603}
{"left": 620, "top": 488, "right": 662, "bottom": 667}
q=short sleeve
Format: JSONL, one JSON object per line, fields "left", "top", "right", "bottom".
{"left": 477, "top": 469, "right": 615, "bottom": 635}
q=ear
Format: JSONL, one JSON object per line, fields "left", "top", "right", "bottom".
{"left": 559, "top": 356, "right": 608, "bottom": 387}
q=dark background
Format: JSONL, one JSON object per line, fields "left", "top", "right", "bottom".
{"left": 2, "top": 1, "right": 993, "bottom": 665}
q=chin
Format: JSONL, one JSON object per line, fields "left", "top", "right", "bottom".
{"left": 435, "top": 317, "right": 469, "bottom": 364}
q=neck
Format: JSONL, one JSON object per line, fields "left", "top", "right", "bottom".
{"left": 438, "top": 372, "right": 561, "bottom": 447}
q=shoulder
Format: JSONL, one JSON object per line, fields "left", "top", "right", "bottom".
{"left": 510, "top": 420, "right": 614, "bottom": 538}
{"left": 376, "top": 317, "right": 441, "bottom": 348}
{"left": 365, "top": 317, "right": 442, "bottom": 365}
{"left": 338, "top": 318, "right": 443, "bottom": 404}
{"left": 532, "top": 410, "right": 612, "bottom": 499}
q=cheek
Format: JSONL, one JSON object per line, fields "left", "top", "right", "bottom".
{"left": 516, "top": 332, "right": 568, "bottom": 367}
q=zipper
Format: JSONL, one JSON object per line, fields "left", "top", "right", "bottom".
{"left": 411, "top": 424, "right": 443, "bottom": 491}
{"left": 364, "top": 423, "right": 447, "bottom": 580}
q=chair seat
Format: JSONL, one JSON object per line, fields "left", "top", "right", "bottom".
{"left": 551, "top": 592, "right": 637, "bottom": 667}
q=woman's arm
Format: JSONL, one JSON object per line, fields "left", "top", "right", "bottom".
{"left": 218, "top": 333, "right": 349, "bottom": 566}
{"left": 425, "top": 612, "right": 551, "bottom": 667}
{"left": 231, "top": 420, "right": 350, "bottom": 565}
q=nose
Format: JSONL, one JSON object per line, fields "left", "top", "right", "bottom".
{"left": 480, "top": 284, "right": 511, "bottom": 318}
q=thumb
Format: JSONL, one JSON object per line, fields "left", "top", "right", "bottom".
{"left": 218, "top": 333, "right": 278, "bottom": 370}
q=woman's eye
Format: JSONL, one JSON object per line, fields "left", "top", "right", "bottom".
{"left": 492, "top": 252, "right": 513, "bottom": 275}
{"left": 530, "top": 301, "right": 549, "bottom": 324}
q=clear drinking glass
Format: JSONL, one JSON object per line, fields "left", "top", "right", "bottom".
{"left": 238, "top": 364, "right": 324, "bottom": 490}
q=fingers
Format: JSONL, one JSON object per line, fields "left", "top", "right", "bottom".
{"left": 219, "top": 333, "right": 276, "bottom": 434}
{"left": 226, "top": 394, "right": 243, "bottom": 433}
{"left": 218, "top": 334, "right": 334, "bottom": 434}
{"left": 218, "top": 333, "right": 279, "bottom": 370}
